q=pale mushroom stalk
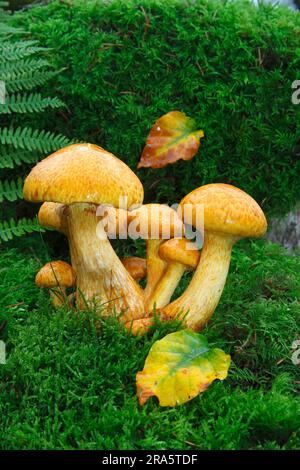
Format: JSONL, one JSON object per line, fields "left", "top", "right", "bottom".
{"left": 162, "top": 232, "right": 235, "bottom": 329}
{"left": 148, "top": 262, "right": 186, "bottom": 311}
{"left": 98, "top": 207, "right": 147, "bottom": 286}
{"left": 147, "top": 238, "right": 200, "bottom": 311}
{"left": 143, "top": 239, "right": 167, "bottom": 303}
{"left": 66, "top": 203, "right": 145, "bottom": 320}
{"left": 38, "top": 202, "right": 82, "bottom": 279}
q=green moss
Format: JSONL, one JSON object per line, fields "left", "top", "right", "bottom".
{"left": 0, "top": 236, "right": 299, "bottom": 450}
{"left": 13, "top": 0, "right": 300, "bottom": 216}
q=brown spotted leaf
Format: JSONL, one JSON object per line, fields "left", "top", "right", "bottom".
{"left": 137, "top": 111, "right": 204, "bottom": 169}
{"left": 136, "top": 329, "right": 230, "bottom": 407}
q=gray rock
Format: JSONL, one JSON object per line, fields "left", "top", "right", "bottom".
{"left": 267, "top": 207, "right": 300, "bottom": 251}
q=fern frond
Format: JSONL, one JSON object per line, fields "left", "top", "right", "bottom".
{"left": 0, "top": 147, "right": 40, "bottom": 169}
{"left": 5, "top": 70, "right": 59, "bottom": 93}
{"left": 0, "top": 24, "right": 25, "bottom": 35}
{"left": 0, "top": 177, "right": 23, "bottom": 202}
{"left": 0, "top": 93, "right": 65, "bottom": 114}
{"left": 0, "top": 58, "right": 51, "bottom": 80}
{"left": 0, "top": 127, "right": 71, "bottom": 152}
{"left": 0, "top": 41, "right": 48, "bottom": 61}
{"left": 0, "top": 39, "right": 42, "bottom": 49}
{"left": 0, "top": 7, "right": 70, "bottom": 244}
{"left": 0, "top": 217, "right": 45, "bottom": 242}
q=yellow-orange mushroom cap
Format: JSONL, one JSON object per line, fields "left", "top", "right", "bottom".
{"left": 159, "top": 238, "right": 200, "bottom": 269}
{"left": 35, "top": 261, "right": 76, "bottom": 289}
{"left": 180, "top": 183, "right": 267, "bottom": 239}
{"left": 23, "top": 143, "right": 144, "bottom": 208}
{"left": 128, "top": 203, "right": 184, "bottom": 239}
{"left": 121, "top": 257, "right": 147, "bottom": 282}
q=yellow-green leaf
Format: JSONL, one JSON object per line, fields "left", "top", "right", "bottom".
{"left": 136, "top": 329, "right": 230, "bottom": 407}
{"left": 137, "top": 111, "right": 204, "bottom": 169}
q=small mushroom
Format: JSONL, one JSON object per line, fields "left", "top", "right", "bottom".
{"left": 127, "top": 204, "right": 185, "bottom": 309}
{"left": 35, "top": 260, "right": 76, "bottom": 307}
{"left": 162, "top": 184, "right": 267, "bottom": 330}
{"left": 121, "top": 257, "right": 147, "bottom": 283}
{"left": 148, "top": 238, "right": 200, "bottom": 310}
{"left": 24, "top": 144, "right": 145, "bottom": 321}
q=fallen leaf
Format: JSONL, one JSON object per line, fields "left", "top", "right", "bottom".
{"left": 137, "top": 111, "right": 204, "bottom": 169}
{"left": 136, "top": 329, "right": 230, "bottom": 407}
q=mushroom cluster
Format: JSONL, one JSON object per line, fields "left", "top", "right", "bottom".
{"left": 24, "top": 144, "right": 267, "bottom": 335}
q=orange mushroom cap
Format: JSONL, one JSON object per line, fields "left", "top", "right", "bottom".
{"left": 128, "top": 203, "right": 185, "bottom": 239}
{"left": 121, "top": 257, "right": 147, "bottom": 282}
{"left": 23, "top": 143, "right": 144, "bottom": 209}
{"left": 180, "top": 183, "right": 267, "bottom": 239}
{"left": 159, "top": 238, "right": 200, "bottom": 269}
{"left": 35, "top": 261, "right": 76, "bottom": 288}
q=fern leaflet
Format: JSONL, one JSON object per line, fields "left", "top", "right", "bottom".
{"left": 0, "top": 217, "right": 45, "bottom": 242}
{"left": 0, "top": 127, "right": 71, "bottom": 153}
{"left": 4, "top": 70, "right": 59, "bottom": 93}
{"left": 0, "top": 94, "right": 65, "bottom": 114}
{"left": 0, "top": 147, "right": 40, "bottom": 169}
{"left": 0, "top": 177, "right": 23, "bottom": 202}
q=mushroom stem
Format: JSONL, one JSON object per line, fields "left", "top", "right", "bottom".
{"left": 162, "top": 232, "right": 236, "bottom": 330}
{"left": 148, "top": 263, "right": 186, "bottom": 310}
{"left": 49, "top": 287, "right": 67, "bottom": 307}
{"left": 66, "top": 203, "right": 145, "bottom": 321}
{"left": 144, "top": 239, "right": 167, "bottom": 305}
